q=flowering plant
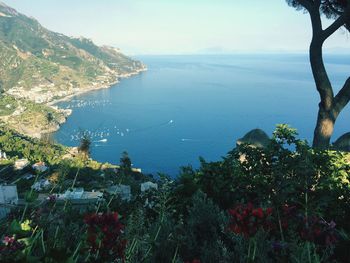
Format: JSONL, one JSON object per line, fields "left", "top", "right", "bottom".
{"left": 298, "top": 216, "right": 338, "bottom": 246}
{"left": 228, "top": 203, "right": 273, "bottom": 238}
{"left": 84, "top": 212, "right": 126, "bottom": 261}
{"left": 0, "top": 235, "right": 24, "bottom": 259}
{"left": 279, "top": 204, "right": 338, "bottom": 247}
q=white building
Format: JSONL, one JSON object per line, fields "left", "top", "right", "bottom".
{"left": 54, "top": 188, "right": 103, "bottom": 203}
{"left": 141, "top": 182, "right": 158, "bottom": 192}
{"left": 0, "top": 185, "right": 18, "bottom": 219}
{"left": 63, "top": 188, "right": 84, "bottom": 199}
{"left": 32, "top": 162, "right": 48, "bottom": 173}
{"left": 0, "top": 150, "right": 7, "bottom": 160}
{"left": 107, "top": 185, "right": 131, "bottom": 201}
{"left": 31, "top": 179, "right": 51, "bottom": 191}
{"left": 14, "top": 159, "right": 29, "bottom": 170}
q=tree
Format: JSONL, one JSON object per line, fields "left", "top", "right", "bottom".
{"left": 0, "top": 80, "right": 3, "bottom": 94}
{"left": 78, "top": 134, "right": 91, "bottom": 159}
{"left": 46, "top": 112, "right": 54, "bottom": 123}
{"left": 120, "top": 151, "right": 132, "bottom": 174}
{"left": 286, "top": 0, "right": 350, "bottom": 148}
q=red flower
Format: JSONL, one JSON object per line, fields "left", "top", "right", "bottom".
{"left": 252, "top": 208, "right": 264, "bottom": 218}
{"left": 84, "top": 212, "right": 126, "bottom": 261}
{"left": 228, "top": 203, "right": 273, "bottom": 238}
{"left": 266, "top": 207, "right": 273, "bottom": 216}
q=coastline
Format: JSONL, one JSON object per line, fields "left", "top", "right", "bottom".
{"left": 47, "top": 68, "right": 147, "bottom": 106}
{"left": 42, "top": 67, "right": 147, "bottom": 137}
{"left": 46, "top": 81, "right": 118, "bottom": 106}
{"left": 0, "top": 66, "right": 147, "bottom": 139}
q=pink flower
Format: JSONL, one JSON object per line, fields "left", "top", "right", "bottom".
{"left": 3, "top": 236, "right": 15, "bottom": 245}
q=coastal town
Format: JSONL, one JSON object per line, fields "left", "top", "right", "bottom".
{"left": 0, "top": 1, "right": 147, "bottom": 138}
{"left": 0, "top": 146, "right": 158, "bottom": 220}
{"left": 0, "top": 62, "right": 146, "bottom": 138}
{"left": 7, "top": 62, "right": 147, "bottom": 105}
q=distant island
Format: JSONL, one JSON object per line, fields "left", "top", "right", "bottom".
{"left": 0, "top": 2, "right": 146, "bottom": 138}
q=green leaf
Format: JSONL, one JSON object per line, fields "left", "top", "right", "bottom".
{"left": 26, "top": 255, "right": 42, "bottom": 263}
{"left": 24, "top": 191, "right": 39, "bottom": 203}
{"left": 18, "top": 237, "right": 32, "bottom": 246}
{"left": 10, "top": 219, "right": 22, "bottom": 234}
{"left": 65, "top": 256, "right": 77, "bottom": 263}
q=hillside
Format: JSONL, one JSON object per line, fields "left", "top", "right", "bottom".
{"left": 0, "top": 95, "right": 70, "bottom": 137}
{"left": 0, "top": 2, "right": 146, "bottom": 137}
{"left": 0, "top": 2, "right": 146, "bottom": 103}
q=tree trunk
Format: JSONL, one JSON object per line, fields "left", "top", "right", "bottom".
{"left": 309, "top": 38, "right": 335, "bottom": 149}
{"left": 312, "top": 107, "right": 335, "bottom": 148}
{"left": 304, "top": 3, "right": 350, "bottom": 149}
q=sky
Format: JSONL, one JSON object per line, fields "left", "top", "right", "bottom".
{"left": 3, "top": 0, "right": 350, "bottom": 55}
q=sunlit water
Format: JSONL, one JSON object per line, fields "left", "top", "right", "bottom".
{"left": 54, "top": 54, "right": 350, "bottom": 176}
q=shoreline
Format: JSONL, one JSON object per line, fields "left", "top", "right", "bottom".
{"left": 42, "top": 67, "right": 147, "bottom": 137}
{"left": 46, "top": 81, "right": 118, "bottom": 106}
{"left": 47, "top": 68, "right": 147, "bottom": 106}
{"left": 0, "top": 67, "right": 147, "bottom": 139}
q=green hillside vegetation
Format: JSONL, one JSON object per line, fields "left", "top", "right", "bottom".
{"left": 0, "top": 125, "right": 150, "bottom": 190}
{"left": 0, "top": 125, "right": 349, "bottom": 262}
{"left": 0, "top": 95, "right": 17, "bottom": 116}
{"left": 0, "top": 2, "right": 145, "bottom": 100}
{"left": 0, "top": 125, "right": 66, "bottom": 164}
{"left": 0, "top": 95, "right": 68, "bottom": 136}
{"left": 0, "top": 2, "right": 145, "bottom": 137}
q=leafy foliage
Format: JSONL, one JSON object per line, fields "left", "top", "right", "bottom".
{"left": 78, "top": 133, "right": 91, "bottom": 159}
{"left": 1, "top": 125, "right": 350, "bottom": 262}
{"left": 286, "top": 0, "right": 350, "bottom": 30}
{"left": 0, "top": 126, "right": 65, "bottom": 164}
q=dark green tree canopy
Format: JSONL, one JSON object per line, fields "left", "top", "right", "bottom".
{"left": 78, "top": 134, "right": 91, "bottom": 157}
{"left": 287, "top": 0, "right": 350, "bottom": 30}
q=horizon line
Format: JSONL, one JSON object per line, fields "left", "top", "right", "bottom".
{"left": 128, "top": 51, "right": 348, "bottom": 57}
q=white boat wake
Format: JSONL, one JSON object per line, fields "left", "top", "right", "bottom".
{"left": 94, "top": 138, "right": 108, "bottom": 143}
{"left": 181, "top": 138, "right": 197, "bottom": 142}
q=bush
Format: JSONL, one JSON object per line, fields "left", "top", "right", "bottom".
{"left": 1, "top": 125, "right": 349, "bottom": 262}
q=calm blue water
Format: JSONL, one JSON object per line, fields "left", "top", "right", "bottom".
{"left": 54, "top": 54, "right": 350, "bottom": 176}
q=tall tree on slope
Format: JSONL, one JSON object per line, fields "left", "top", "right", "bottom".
{"left": 287, "top": 0, "right": 350, "bottom": 148}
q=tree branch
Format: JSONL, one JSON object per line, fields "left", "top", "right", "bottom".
{"left": 327, "top": 2, "right": 344, "bottom": 16}
{"left": 333, "top": 77, "right": 350, "bottom": 117}
{"left": 322, "top": 13, "right": 346, "bottom": 40}
{"left": 305, "top": 1, "right": 334, "bottom": 109}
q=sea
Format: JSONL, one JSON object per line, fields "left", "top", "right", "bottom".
{"left": 53, "top": 54, "right": 350, "bottom": 176}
